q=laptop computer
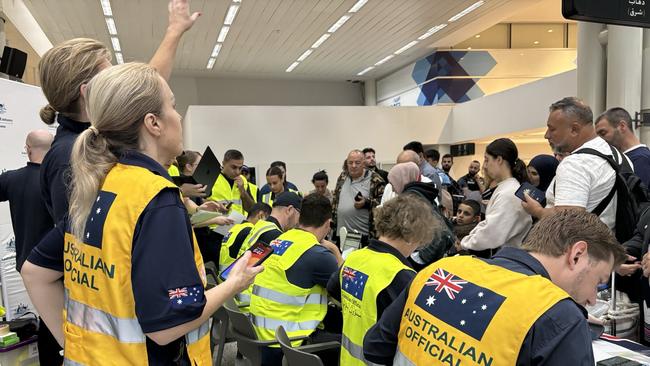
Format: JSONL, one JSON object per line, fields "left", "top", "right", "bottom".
{"left": 172, "top": 146, "right": 221, "bottom": 196}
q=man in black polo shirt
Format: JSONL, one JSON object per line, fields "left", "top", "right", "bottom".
{"left": 0, "top": 129, "right": 57, "bottom": 364}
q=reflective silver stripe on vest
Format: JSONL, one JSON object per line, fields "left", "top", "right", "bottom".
{"left": 236, "top": 292, "right": 251, "bottom": 303}
{"left": 250, "top": 315, "right": 320, "bottom": 333}
{"left": 64, "top": 358, "right": 86, "bottom": 366}
{"left": 393, "top": 350, "right": 416, "bottom": 366}
{"left": 185, "top": 321, "right": 210, "bottom": 345}
{"left": 65, "top": 292, "right": 146, "bottom": 343}
{"left": 262, "top": 194, "right": 271, "bottom": 204}
{"left": 252, "top": 285, "right": 326, "bottom": 306}
{"left": 247, "top": 223, "right": 278, "bottom": 246}
{"left": 341, "top": 334, "right": 383, "bottom": 366}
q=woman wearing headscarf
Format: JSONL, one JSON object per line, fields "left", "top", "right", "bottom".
{"left": 527, "top": 154, "right": 560, "bottom": 192}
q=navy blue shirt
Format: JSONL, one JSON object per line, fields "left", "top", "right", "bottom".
{"left": 29, "top": 151, "right": 205, "bottom": 365}
{"left": 40, "top": 115, "right": 90, "bottom": 223}
{"left": 259, "top": 181, "right": 299, "bottom": 196}
{"left": 327, "top": 239, "right": 415, "bottom": 319}
{"left": 363, "top": 247, "right": 594, "bottom": 366}
{"left": 626, "top": 145, "right": 650, "bottom": 188}
{"left": 0, "top": 162, "right": 53, "bottom": 272}
{"left": 284, "top": 229, "right": 338, "bottom": 289}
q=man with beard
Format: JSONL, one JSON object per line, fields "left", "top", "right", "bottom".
{"left": 522, "top": 97, "right": 627, "bottom": 232}
{"left": 458, "top": 160, "right": 482, "bottom": 195}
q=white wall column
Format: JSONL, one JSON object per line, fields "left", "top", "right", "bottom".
{"left": 364, "top": 79, "right": 377, "bottom": 106}
{"left": 577, "top": 22, "right": 607, "bottom": 115}
{"left": 606, "top": 25, "right": 642, "bottom": 117}
{"left": 640, "top": 29, "right": 650, "bottom": 144}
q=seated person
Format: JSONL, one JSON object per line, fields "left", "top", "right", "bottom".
{"left": 218, "top": 203, "right": 272, "bottom": 273}
{"left": 364, "top": 210, "right": 626, "bottom": 365}
{"left": 249, "top": 193, "right": 343, "bottom": 366}
{"left": 327, "top": 194, "right": 439, "bottom": 366}
{"left": 234, "top": 192, "right": 302, "bottom": 306}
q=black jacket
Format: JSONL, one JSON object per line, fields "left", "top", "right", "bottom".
{"left": 402, "top": 182, "right": 455, "bottom": 270}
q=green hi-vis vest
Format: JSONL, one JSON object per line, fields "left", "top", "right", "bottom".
{"left": 62, "top": 163, "right": 211, "bottom": 366}
{"left": 218, "top": 222, "right": 254, "bottom": 273}
{"left": 249, "top": 229, "right": 328, "bottom": 347}
{"left": 260, "top": 188, "right": 301, "bottom": 207}
{"left": 393, "top": 256, "right": 569, "bottom": 366}
{"left": 234, "top": 219, "right": 282, "bottom": 305}
{"left": 340, "top": 248, "right": 414, "bottom": 366}
{"left": 208, "top": 174, "right": 254, "bottom": 216}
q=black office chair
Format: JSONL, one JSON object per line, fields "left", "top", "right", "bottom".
{"left": 223, "top": 299, "right": 308, "bottom": 366}
{"left": 275, "top": 326, "right": 341, "bottom": 366}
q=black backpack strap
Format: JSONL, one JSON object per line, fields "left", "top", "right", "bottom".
{"left": 574, "top": 147, "right": 619, "bottom": 216}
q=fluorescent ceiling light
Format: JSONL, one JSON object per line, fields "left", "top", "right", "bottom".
{"left": 417, "top": 24, "right": 447, "bottom": 40}
{"left": 348, "top": 0, "right": 368, "bottom": 13}
{"left": 224, "top": 4, "right": 240, "bottom": 25}
{"left": 211, "top": 44, "right": 222, "bottom": 58}
{"left": 328, "top": 15, "right": 351, "bottom": 33}
{"left": 394, "top": 40, "right": 418, "bottom": 54}
{"left": 286, "top": 61, "right": 300, "bottom": 73}
{"left": 100, "top": 0, "right": 113, "bottom": 16}
{"left": 115, "top": 52, "right": 124, "bottom": 64}
{"left": 105, "top": 17, "right": 117, "bottom": 35}
{"left": 110, "top": 37, "right": 121, "bottom": 52}
{"left": 448, "top": 1, "right": 484, "bottom": 22}
{"left": 217, "top": 26, "right": 230, "bottom": 43}
{"left": 297, "top": 49, "right": 313, "bottom": 62}
{"left": 374, "top": 55, "right": 394, "bottom": 66}
{"left": 357, "top": 66, "right": 374, "bottom": 76}
{"left": 233, "top": 0, "right": 241, "bottom": 2}
{"left": 311, "top": 34, "right": 330, "bottom": 48}
{"left": 206, "top": 57, "right": 216, "bottom": 69}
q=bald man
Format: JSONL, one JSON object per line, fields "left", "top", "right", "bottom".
{"left": 381, "top": 150, "right": 438, "bottom": 205}
{"left": 0, "top": 130, "right": 58, "bottom": 362}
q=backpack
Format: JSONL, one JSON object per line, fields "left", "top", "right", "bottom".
{"left": 575, "top": 146, "right": 650, "bottom": 243}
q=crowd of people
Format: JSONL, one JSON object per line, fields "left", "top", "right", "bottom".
{"left": 2, "top": 1, "right": 650, "bottom": 365}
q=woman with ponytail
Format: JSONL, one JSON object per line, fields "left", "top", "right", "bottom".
{"left": 459, "top": 138, "right": 533, "bottom": 257}
{"left": 39, "top": 0, "right": 200, "bottom": 224}
{"left": 22, "top": 63, "right": 262, "bottom": 365}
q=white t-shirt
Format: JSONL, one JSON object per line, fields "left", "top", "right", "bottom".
{"left": 461, "top": 177, "right": 532, "bottom": 250}
{"left": 546, "top": 136, "right": 622, "bottom": 230}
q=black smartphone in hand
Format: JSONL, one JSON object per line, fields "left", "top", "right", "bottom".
{"left": 355, "top": 191, "right": 363, "bottom": 201}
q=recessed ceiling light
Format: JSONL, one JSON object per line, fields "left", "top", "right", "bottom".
{"left": 467, "top": 47, "right": 472, "bottom": 49}
{"left": 374, "top": 55, "right": 394, "bottom": 66}
{"left": 328, "top": 15, "right": 351, "bottom": 33}
{"left": 224, "top": 4, "right": 240, "bottom": 25}
{"left": 311, "top": 34, "right": 330, "bottom": 49}
{"left": 357, "top": 66, "right": 374, "bottom": 76}
{"left": 105, "top": 17, "right": 117, "bottom": 35}
{"left": 417, "top": 24, "right": 447, "bottom": 41}
{"left": 348, "top": 0, "right": 368, "bottom": 13}
{"left": 394, "top": 40, "right": 418, "bottom": 54}
{"left": 533, "top": 40, "right": 540, "bottom": 45}
{"left": 547, "top": 29, "right": 553, "bottom": 33}
{"left": 286, "top": 61, "right": 300, "bottom": 73}
{"left": 297, "top": 49, "right": 313, "bottom": 62}
{"left": 217, "top": 26, "right": 230, "bottom": 43}
{"left": 211, "top": 44, "right": 222, "bottom": 57}
{"left": 100, "top": 0, "right": 113, "bottom": 16}
{"left": 475, "top": 34, "right": 481, "bottom": 38}
{"left": 448, "top": 1, "right": 484, "bottom": 22}
{"left": 115, "top": 52, "right": 124, "bottom": 64}
{"left": 206, "top": 57, "right": 216, "bottom": 69}
{"left": 110, "top": 37, "right": 121, "bottom": 52}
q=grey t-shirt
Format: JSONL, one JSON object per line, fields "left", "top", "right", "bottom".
{"left": 337, "top": 172, "right": 371, "bottom": 235}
